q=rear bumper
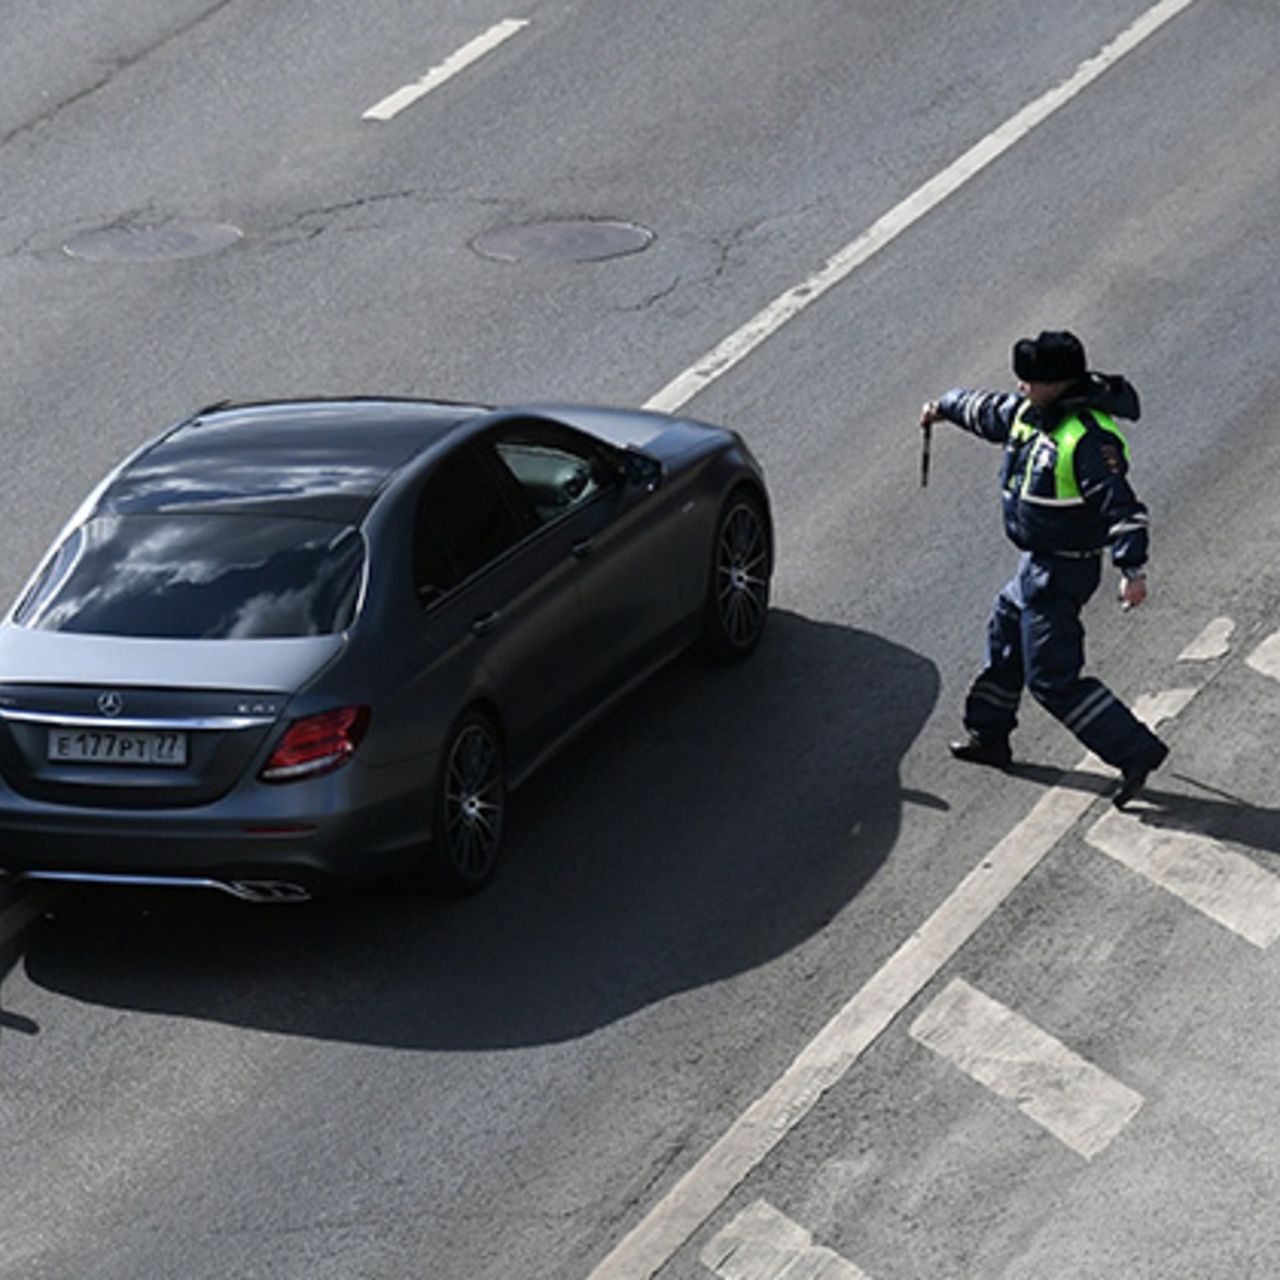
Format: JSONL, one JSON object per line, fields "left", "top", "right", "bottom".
{"left": 12, "top": 869, "right": 318, "bottom": 904}
{"left": 0, "top": 779, "right": 431, "bottom": 895}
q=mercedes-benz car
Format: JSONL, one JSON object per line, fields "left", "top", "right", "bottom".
{"left": 0, "top": 398, "right": 772, "bottom": 901}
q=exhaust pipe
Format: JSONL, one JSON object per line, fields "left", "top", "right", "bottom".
{"left": 22, "top": 871, "right": 312, "bottom": 904}
{"left": 223, "top": 879, "right": 313, "bottom": 904}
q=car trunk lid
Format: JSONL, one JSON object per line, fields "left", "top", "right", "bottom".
{"left": 0, "top": 629, "right": 342, "bottom": 807}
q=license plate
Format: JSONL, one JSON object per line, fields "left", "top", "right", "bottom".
{"left": 48, "top": 728, "right": 188, "bottom": 767}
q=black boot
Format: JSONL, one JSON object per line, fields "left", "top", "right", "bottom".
{"left": 1113, "top": 741, "right": 1169, "bottom": 808}
{"left": 949, "top": 734, "right": 1012, "bottom": 768}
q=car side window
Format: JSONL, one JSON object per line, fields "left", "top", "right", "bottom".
{"left": 413, "top": 446, "right": 530, "bottom": 605}
{"left": 491, "top": 421, "right": 621, "bottom": 525}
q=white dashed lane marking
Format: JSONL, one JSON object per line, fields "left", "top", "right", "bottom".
{"left": 909, "top": 979, "right": 1144, "bottom": 1160}
{"left": 701, "top": 1200, "right": 870, "bottom": 1280}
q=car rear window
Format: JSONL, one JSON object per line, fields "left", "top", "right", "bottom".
{"left": 14, "top": 514, "right": 364, "bottom": 639}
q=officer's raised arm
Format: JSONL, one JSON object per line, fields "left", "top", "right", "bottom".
{"left": 923, "top": 388, "right": 1021, "bottom": 443}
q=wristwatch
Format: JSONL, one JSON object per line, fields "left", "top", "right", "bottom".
{"left": 1120, "top": 567, "right": 1147, "bottom": 581}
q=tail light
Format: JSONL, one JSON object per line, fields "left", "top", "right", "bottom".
{"left": 259, "top": 706, "right": 371, "bottom": 784}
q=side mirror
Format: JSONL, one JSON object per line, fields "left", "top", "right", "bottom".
{"left": 620, "top": 449, "right": 663, "bottom": 491}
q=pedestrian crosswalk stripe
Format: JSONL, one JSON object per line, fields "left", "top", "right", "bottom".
{"left": 587, "top": 687, "right": 1199, "bottom": 1277}
{"left": 1246, "top": 630, "right": 1280, "bottom": 683}
{"left": 1086, "top": 808, "right": 1280, "bottom": 948}
{"left": 1177, "top": 616, "right": 1235, "bottom": 662}
{"left": 701, "top": 1200, "right": 870, "bottom": 1280}
{"left": 909, "top": 979, "right": 1144, "bottom": 1159}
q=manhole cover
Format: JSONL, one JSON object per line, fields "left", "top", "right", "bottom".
{"left": 63, "top": 221, "right": 244, "bottom": 262}
{"left": 473, "top": 218, "right": 653, "bottom": 263}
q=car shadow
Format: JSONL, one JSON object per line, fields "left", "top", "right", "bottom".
{"left": 16, "top": 610, "right": 940, "bottom": 1050}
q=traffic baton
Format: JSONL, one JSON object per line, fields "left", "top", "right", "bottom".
{"left": 920, "top": 419, "right": 932, "bottom": 488}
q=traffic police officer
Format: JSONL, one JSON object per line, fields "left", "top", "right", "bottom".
{"left": 919, "top": 330, "right": 1168, "bottom": 807}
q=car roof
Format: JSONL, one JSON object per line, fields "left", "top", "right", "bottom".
{"left": 96, "top": 398, "right": 488, "bottom": 522}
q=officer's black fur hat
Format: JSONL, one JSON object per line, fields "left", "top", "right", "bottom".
{"left": 1013, "top": 330, "right": 1087, "bottom": 383}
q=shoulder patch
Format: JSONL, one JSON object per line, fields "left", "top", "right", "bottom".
{"left": 1099, "top": 442, "right": 1124, "bottom": 472}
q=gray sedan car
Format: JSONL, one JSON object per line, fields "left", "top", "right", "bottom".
{"left": 0, "top": 398, "right": 771, "bottom": 901}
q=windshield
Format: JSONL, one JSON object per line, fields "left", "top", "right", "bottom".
{"left": 15, "top": 513, "right": 365, "bottom": 639}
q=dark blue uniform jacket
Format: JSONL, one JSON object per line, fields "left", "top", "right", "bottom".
{"left": 937, "top": 374, "right": 1149, "bottom": 570}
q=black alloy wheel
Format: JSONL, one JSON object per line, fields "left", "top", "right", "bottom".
{"left": 699, "top": 491, "right": 771, "bottom": 660}
{"left": 430, "top": 711, "right": 506, "bottom": 893}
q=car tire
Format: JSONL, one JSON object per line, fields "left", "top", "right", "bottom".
{"left": 696, "top": 488, "right": 771, "bottom": 661}
{"left": 424, "top": 709, "right": 506, "bottom": 894}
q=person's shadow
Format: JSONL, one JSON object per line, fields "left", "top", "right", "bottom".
{"left": 15, "top": 610, "right": 942, "bottom": 1050}
{"left": 1115, "top": 780, "right": 1280, "bottom": 855}
{"left": 1006, "top": 760, "right": 1280, "bottom": 858}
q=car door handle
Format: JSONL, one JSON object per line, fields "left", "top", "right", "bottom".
{"left": 572, "top": 538, "right": 594, "bottom": 559}
{"left": 471, "top": 610, "right": 500, "bottom": 636}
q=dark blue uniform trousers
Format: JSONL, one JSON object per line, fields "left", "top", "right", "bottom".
{"left": 964, "top": 552, "right": 1164, "bottom": 770}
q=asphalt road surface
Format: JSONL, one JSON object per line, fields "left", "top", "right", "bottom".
{"left": 2, "top": 2, "right": 1278, "bottom": 1278}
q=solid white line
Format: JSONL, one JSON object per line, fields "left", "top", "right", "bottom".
{"left": 1087, "top": 807, "right": 1280, "bottom": 948}
{"left": 587, "top": 688, "right": 1193, "bottom": 1277}
{"left": 701, "top": 1200, "right": 870, "bottom": 1280}
{"left": 642, "top": 0, "right": 1200, "bottom": 415}
{"left": 909, "top": 979, "right": 1144, "bottom": 1160}
{"left": 1246, "top": 630, "right": 1280, "bottom": 683}
{"left": 362, "top": 19, "right": 529, "bottom": 122}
